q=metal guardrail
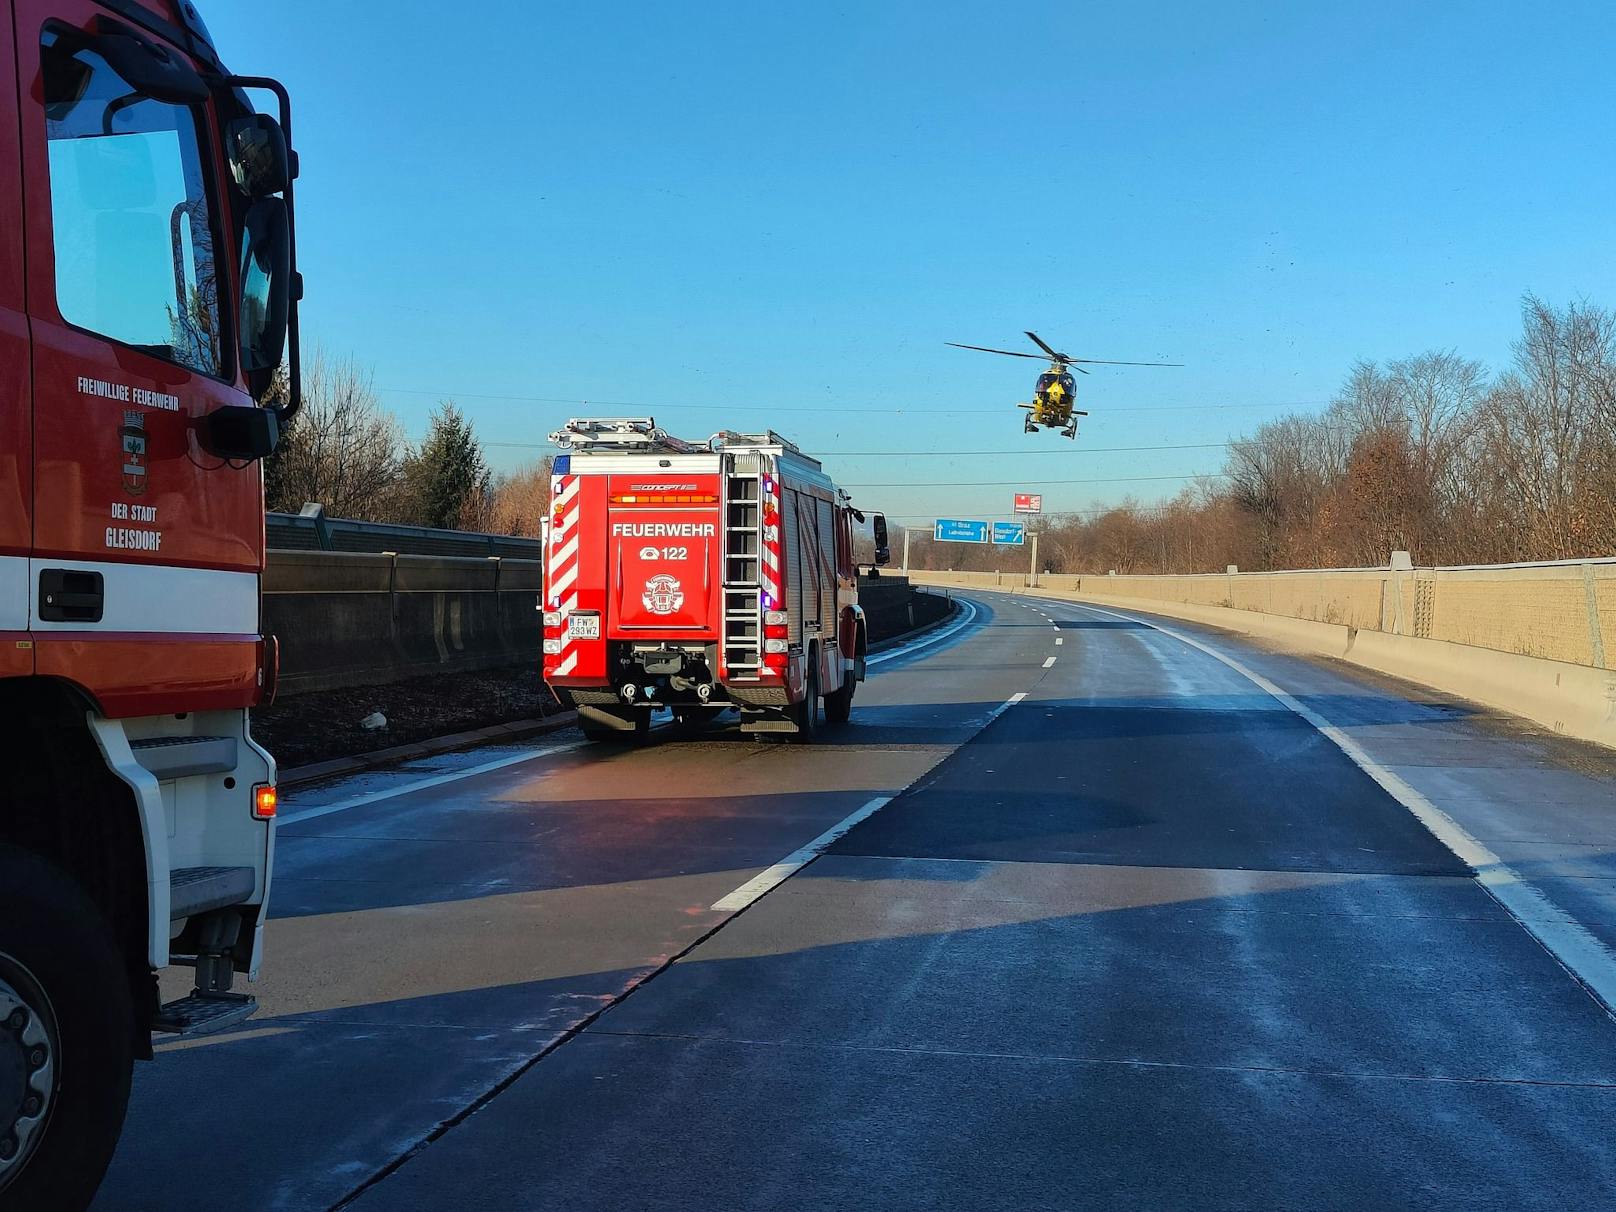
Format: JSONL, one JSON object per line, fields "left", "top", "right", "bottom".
{"left": 267, "top": 512, "right": 542, "bottom": 560}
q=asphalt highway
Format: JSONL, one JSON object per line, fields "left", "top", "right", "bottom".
{"left": 95, "top": 591, "right": 1616, "bottom": 1211}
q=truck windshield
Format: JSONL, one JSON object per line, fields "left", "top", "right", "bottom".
{"left": 41, "top": 28, "right": 223, "bottom": 376}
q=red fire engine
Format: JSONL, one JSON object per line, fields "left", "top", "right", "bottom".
{"left": 544, "top": 419, "right": 890, "bottom": 740}
{"left": 2, "top": 2, "right": 299, "bottom": 1205}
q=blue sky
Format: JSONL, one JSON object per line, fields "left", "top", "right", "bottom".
{"left": 205, "top": 0, "right": 1616, "bottom": 525}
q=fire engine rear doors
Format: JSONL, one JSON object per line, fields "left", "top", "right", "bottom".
{"left": 607, "top": 475, "right": 722, "bottom": 639}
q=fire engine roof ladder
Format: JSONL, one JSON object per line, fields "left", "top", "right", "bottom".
{"left": 722, "top": 453, "right": 765, "bottom": 676}
{"left": 548, "top": 417, "right": 707, "bottom": 454}
{"left": 709, "top": 430, "right": 805, "bottom": 456}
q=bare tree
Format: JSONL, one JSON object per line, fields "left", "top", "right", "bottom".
{"left": 487, "top": 459, "right": 554, "bottom": 537}
{"left": 265, "top": 350, "right": 405, "bottom": 520}
{"left": 912, "top": 296, "right": 1615, "bottom": 578}
{"left": 1471, "top": 296, "right": 1616, "bottom": 559}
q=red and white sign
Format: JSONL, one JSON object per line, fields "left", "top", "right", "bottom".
{"left": 1013, "top": 493, "right": 1043, "bottom": 514}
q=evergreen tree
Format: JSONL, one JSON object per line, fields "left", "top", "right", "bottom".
{"left": 401, "top": 402, "right": 491, "bottom": 529}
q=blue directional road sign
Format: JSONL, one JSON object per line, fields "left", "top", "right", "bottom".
{"left": 934, "top": 518, "right": 990, "bottom": 543}
{"left": 992, "top": 521, "right": 1026, "bottom": 546}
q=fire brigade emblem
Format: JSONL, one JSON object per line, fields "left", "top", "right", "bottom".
{"left": 119, "top": 411, "right": 148, "bottom": 496}
{"left": 642, "top": 574, "right": 684, "bottom": 616}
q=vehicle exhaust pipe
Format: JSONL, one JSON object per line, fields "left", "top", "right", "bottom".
{"left": 696, "top": 683, "right": 712, "bottom": 702}
{"left": 621, "top": 683, "right": 638, "bottom": 702}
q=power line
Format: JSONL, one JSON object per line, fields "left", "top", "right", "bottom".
{"left": 826, "top": 443, "right": 1231, "bottom": 455}
{"left": 380, "top": 386, "right": 1327, "bottom": 417}
{"left": 885, "top": 503, "right": 1197, "bottom": 520}
{"left": 844, "top": 472, "right": 1227, "bottom": 488}
{"left": 484, "top": 440, "right": 1234, "bottom": 455}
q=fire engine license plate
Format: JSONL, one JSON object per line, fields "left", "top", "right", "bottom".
{"left": 570, "top": 614, "right": 600, "bottom": 639}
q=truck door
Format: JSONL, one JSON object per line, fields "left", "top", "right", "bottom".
{"left": 17, "top": 5, "right": 262, "bottom": 712}
{"left": 0, "top": 4, "right": 31, "bottom": 673}
{"left": 607, "top": 475, "right": 722, "bottom": 637}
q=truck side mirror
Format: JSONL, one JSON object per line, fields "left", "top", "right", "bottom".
{"left": 199, "top": 404, "right": 280, "bottom": 461}
{"left": 226, "top": 115, "right": 290, "bottom": 197}
{"left": 872, "top": 513, "right": 891, "bottom": 566}
{"left": 239, "top": 196, "right": 290, "bottom": 397}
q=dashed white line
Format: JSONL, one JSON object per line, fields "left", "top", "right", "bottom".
{"left": 711, "top": 795, "right": 894, "bottom": 911}
{"left": 1070, "top": 599, "right": 1616, "bottom": 1018}
{"left": 1042, "top": 656, "right": 1057, "bottom": 668}
{"left": 709, "top": 687, "right": 1031, "bottom": 912}
{"left": 284, "top": 599, "right": 982, "bottom": 828}
{"left": 991, "top": 691, "right": 1029, "bottom": 718}
{"left": 1055, "top": 637, "right": 1064, "bottom": 645}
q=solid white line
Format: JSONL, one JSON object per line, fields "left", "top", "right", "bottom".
{"left": 1071, "top": 600, "right": 1616, "bottom": 1017}
{"left": 1042, "top": 656, "right": 1057, "bottom": 668}
{"left": 711, "top": 796, "right": 893, "bottom": 911}
{"left": 281, "top": 741, "right": 587, "bottom": 826}
{"left": 868, "top": 597, "right": 981, "bottom": 666}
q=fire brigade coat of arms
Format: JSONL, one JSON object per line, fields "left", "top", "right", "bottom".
{"left": 642, "top": 575, "right": 684, "bottom": 616}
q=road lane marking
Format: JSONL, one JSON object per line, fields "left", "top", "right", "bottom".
{"left": 1042, "top": 656, "right": 1057, "bottom": 668}
{"left": 153, "top": 1026, "right": 295, "bottom": 1053}
{"left": 1055, "top": 637, "right": 1064, "bottom": 645}
{"left": 711, "top": 796, "right": 894, "bottom": 910}
{"left": 992, "top": 691, "right": 1029, "bottom": 718}
{"left": 1071, "top": 600, "right": 1616, "bottom": 1019}
{"left": 709, "top": 689, "right": 1029, "bottom": 912}
{"left": 281, "top": 742, "right": 587, "bottom": 825}
{"left": 868, "top": 597, "right": 981, "bottom": 666}
{"left": 285, "top": 598, "right": 980, "bottom": 828}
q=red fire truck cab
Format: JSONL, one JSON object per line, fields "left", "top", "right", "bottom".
{"left": 2, "top": 1, "right": 300, "bottom": 1205}
{"left": 544, "top": 419, "right": 889, "bottom": 740}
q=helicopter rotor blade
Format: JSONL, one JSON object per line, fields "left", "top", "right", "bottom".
{"left": 1024, "top": 331, "right": 1068, "bottom": 361}
{"left": 1068, "top": 358, "right": 1184, "bottom": 367}
{"left": 1072, "top": 365, "right": 1089, "bottom": 374}
{"left": 946, "top": 342, "right": 1048, "bottom": 360}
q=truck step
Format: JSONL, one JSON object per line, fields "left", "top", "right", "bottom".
{"left": 170, "top": 865, "right": 257, "bottom": 920}
{"left": 130, "top": 734, "right": 238, "bottom": 780}
{"left": 741, "top": 716, "right": 799, "bottom": 733}
{"left": 153, "top": 991, "right": 257, "bottom": 1036}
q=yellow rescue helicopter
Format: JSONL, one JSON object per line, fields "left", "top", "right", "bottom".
{"left": 947, "top": 331, "right": 1182, "bottom": 438}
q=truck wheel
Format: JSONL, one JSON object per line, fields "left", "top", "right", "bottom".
{"left": 0, "top": 846, "right": 135, "bottom": 1212}
{"left": 791, "top": 657, "right": 821, "bottom": 742}
{"left": 823, "top": 670, "right": 855, "bottom": 724}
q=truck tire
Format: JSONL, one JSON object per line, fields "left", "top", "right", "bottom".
{"left": 790, "top": 655, "right": 821, "bottom": 742}
{"left": 823, "top": 669, "right": 855, "bottom": 724}
{"left": 0, "top": 845, "right": 135, "bottom": 1212}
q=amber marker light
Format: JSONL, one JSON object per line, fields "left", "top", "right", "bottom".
{"left": 252, "top": 783, "right": 278, "bottom": 821}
